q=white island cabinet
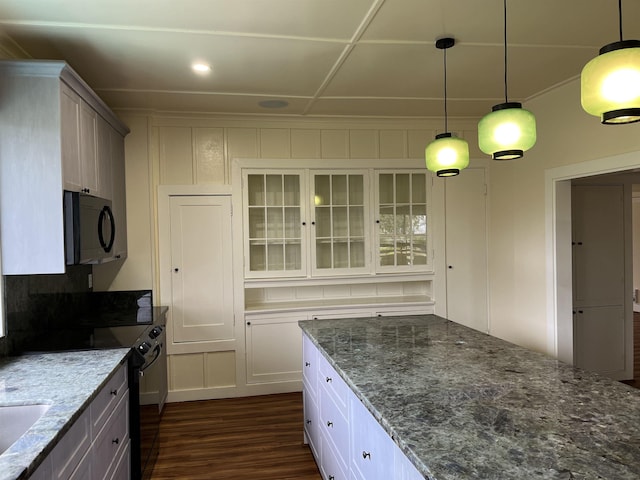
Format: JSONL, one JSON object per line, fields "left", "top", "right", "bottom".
{"left": 302, "top": 332, "right": 424, "bottom": 480}
{"left": 29, "top": 364, "right": 130, "bottom": 480}
{"left": 0, "top": 60, "right": 129, "bottom": 275}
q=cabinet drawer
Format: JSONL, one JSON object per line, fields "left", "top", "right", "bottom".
{"left": 302, "top": 334, "right": 317, "bottom": 394}
{"left": 93, "top": 393, "right": 129, "bottom": 480}
{"left": 319, "top": 389, "right": 348, "bottom": 471}
{"left": 107, "top": 438, "right": 131, "bottom": 480}
{"left": 51, "top": 407, "right": 91, "bottom": 480}
{"left": 319, "top": 429, "right": 348, "bottom": 480}
{"left": 68, "top": 448, "right": 92, "bottom": 480}
{"left": 91, "top": 364, "right": 127, "bottom": 437}
{"left": 317, "top": 354, "right": 348, "bottom": 410}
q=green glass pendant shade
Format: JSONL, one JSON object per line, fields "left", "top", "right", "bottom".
{"left": 478, "top": 102, "right": 537, "bottom": 160}
{"left": 581, "top": 40, "right": 640, "bottom": 124}
{"left": 425, "top": 133, "right": 469, "bottom": 177}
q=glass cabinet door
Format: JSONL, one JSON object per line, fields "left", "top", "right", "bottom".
{"left": 311, "top": 171, "right": 369, "bottom": 275}
{"left": 376, "top": 171, "right": 430, "bottom": 272}
{"left": 244, "top": 171, "right": 306, "bottom": 277}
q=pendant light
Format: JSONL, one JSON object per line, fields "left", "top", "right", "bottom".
{"left": 581, "top": 0, "right": 640, "bottom": 124}
{"left": 478, "top": 0, "right": 536, "bottom": 160}
{"left": 425, "top": 37, "right": 469, "bottom": 177}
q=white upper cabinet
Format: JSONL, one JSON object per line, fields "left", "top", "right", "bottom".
{"left": 244, "top": 171, "right": 308, "bottom": 278}
{"left": 375, "top": 171, "right": 430, "bottom": 273}
{"left": 310, "top": 170, "right": 370, "bottom": 276}
{"left": 242, "top": 167, "right": 431, "bottom": 279}
{"left": 0, "top": 60, "right": 129, "bottom": 275}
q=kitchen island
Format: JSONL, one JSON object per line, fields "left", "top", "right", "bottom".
{"left": 0, "top": 349, "right": 130, "bottom": 480}
{"left": 299, "top": 314, "right": 640, "bottom": 479}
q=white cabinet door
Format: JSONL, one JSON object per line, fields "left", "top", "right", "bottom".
{"left": 245, "top": 313, "right": 303, "bottom": 384}
{"left": 96, "top": 115, "right": 113, "bottom": 200}
{"left": 110, "top": 128, "right": 127, "bottom": 259}
{"left": 244, "top": 171, "right": 307, "bottom": 278}
{"left": 310, "top": 170, "right": 370, "bottom": 276}
{"left": 169, "top": 195, "right": 235, "bottom": 343}
{"left": 79, "top": 100, "right": 99, "bottom": 194}
{"left": 375, "top": 171, "right": 430, "bottom": 273}
{"left": 445, "top": 167, "right": 489, "bottom": 333}
{"left": 61, "top": 83, "right": 82, "bottom": 192}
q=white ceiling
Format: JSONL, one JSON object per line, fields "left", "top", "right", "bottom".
{"left": 0, "top": 0, "right": 638, "bottom": 119}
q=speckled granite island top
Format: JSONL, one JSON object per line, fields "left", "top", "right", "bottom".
{"left": 299, "top": 315, "right": 640, "bottom": 480}
{"left": 0, "top": 349, "right": 130, "bottom": 480}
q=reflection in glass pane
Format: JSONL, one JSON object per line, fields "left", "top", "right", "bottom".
{"left": 284, "top": 207, "right": 301, "bottom": 238}
{"left": 285, "top": 241, "right": 302, "bottom": 270}
{"left": 315, "top": 175, "right": 330, "bottom": 206}
{"left": 413, "top": 238, "right": 427, "bottom": 265}
{"left": 379, "top": 174, "right": 394, "bottom": 204}
{"left": 333, "top": 207, "right": 348, "bottom": 237}
{"left": 332, "top": 175, "right": 347, "bottom": 205}
{"left": 412, "top": 214, "right": 427, "bottom": 235}
{"left": 349, "top": 175, "right": 364, "bottom": 204}
{"left": 349, "top": 206, "right": 364, "bottom": 236}
{"left": 396, "top": 174, "right": 410, "bottom": 204}
{"left": 412, "top": 174, "right": 427, "bottom": 203}
{"left": 333, "top": 240, "right": 348, "bottom": 268}
{"left": 350, "top": 240, "right": 365, "bottom": 267}
{"left": 379, "top": 206, "right": 395, "bottom": 234}
{"left": 396, "top": 237, "right": 410, "bottom": 266}
{"left": 267, "top": 242, "right": 284, "bottom": 270}
{"left": 396, "top": 205, "right": 411, "bottom": 235}
{"left": 249, "top": 242, "right": 266, "bottom": 271}
{"left": 315, "top": 207, "right": 331, "bottom": 237}
{"left": 266, "top": 175, "right": 283, "bottom": 206}
{"left": 283, "top": 175, "right": 300, "bottom": 206}
{"left": 266, "top": 207, "right": 283, "bottom": 239}
{"left": 248, "top": 207, "right": 266, "bottom": 238}
{"left": 379, "top": 235, "right": 395, "bottom": 266}
{"left": 247, "top": 175, "right": 265, "bottom": 206}
{"left": 316, "top": 241, "right": 332, "bottom": 269}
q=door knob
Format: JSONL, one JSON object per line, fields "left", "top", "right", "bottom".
{"left": 448, "top": 265, "right": 453, "bottom": 269}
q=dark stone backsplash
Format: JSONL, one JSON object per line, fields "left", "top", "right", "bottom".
{"left": 0, "top": 265, "right": 151, "bottom": 356}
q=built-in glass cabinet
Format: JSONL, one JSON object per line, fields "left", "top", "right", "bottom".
{"left": 376, "top": 171, "right": 429, "bottom": 272}
{"left": 243, "top": 168, "right": 430, "bottom": 279}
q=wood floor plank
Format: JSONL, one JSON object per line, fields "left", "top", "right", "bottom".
{"left": 151, "top": 392, "right": 321, "bottom": 480}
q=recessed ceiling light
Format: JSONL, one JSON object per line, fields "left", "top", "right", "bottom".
{"left": 192, "top": 62, "right": 212, "bottom": 73}
{"left": 258, "top": 100, "right": 289, "bottom": 109}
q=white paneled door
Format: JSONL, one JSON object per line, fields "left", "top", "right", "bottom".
{"left": 444, "top": 168, "right": 489, "bottom": 333}
{"left": 169, "top": 195, "right": 234, "bottom": 343}
{"left": 572, "top": 185, "right": 632, "bottom": 380}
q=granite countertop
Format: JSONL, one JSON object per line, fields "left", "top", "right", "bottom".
{"left": 299, "top": 315, "right": 640, "bottom": 480}
{"left": 0, "top": 349, "right": 130, "bottom": 480}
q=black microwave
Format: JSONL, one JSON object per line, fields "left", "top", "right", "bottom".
{"left": 64, "top": 190, "right": 116, "bottom": 265}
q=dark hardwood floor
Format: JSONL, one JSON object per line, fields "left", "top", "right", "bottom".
{"left": 151, "top": 392, "right": 321, "bottom": 480}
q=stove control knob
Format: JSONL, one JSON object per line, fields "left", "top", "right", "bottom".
{"left": 137, "top": 342, "right": 151, "bottom": 355}
{"left": 149, "top": 326, "right": 163, "bottom": 339}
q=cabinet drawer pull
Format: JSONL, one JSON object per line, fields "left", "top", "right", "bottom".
{"left": 110, "top": 389, "right": 118, "bottom": 396}
{"left": 326, "top": 421, "right": 333, "bottom": 427}
{"left": 306, "top": 419, "right": 312, "bottom": 425}
{"left": 326, "top": 377, "right": 332, "bottom": 383}
{"left": 112, "top": 438, "right": 120, "bottom": 445}
{"left": 329, "top": 476, "right": 334, "bottom": 480}
{"left": 305, "top": 362, "right": 311, "bottom": 367}
{"left": 362, "top": 451, "right": 371, "bottom": 459}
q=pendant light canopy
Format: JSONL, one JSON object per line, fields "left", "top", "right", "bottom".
{"left": 478, "top": 0, "right": 536, "bottom": 160}
{"left": 425, "top": 37, "right": 469, "bottom": 177}
{"left": 581, "top": 0, "right": 640, "bottom": 124}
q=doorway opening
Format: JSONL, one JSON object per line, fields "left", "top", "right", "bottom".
{"left": 546, "top": 150, "right": 640, "bottom": 387}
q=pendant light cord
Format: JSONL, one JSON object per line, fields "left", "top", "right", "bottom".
{"left": 619, "top": 0, "right": 624, "bottom": 41}
{"left": 503, "top": 0, "right": 508, "bottom": 103}
{"left": 443, "top": 46, "right": 448, "bottom": 132}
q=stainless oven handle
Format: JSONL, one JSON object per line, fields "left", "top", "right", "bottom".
{"left": 139, "top": 343, "right": 162, "bottom": 374}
